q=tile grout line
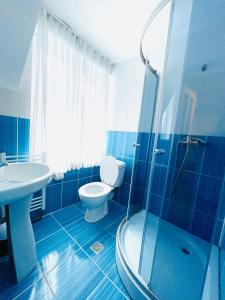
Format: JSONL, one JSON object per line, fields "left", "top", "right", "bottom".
{"left": 36, "top": 263, "right": 57, "bottom": 299}
{"left": 12, "top": 264, "right": 56, "bottom": 300}
{"left": 35, "top": 227, "right": 63, "bottom": 245}
{"left": 50, "top": 214, "right": 130, "bottom": 299}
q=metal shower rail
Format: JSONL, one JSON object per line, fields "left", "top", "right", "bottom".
{"left": 140, "top": 0, "right": 171, "bottom": 70}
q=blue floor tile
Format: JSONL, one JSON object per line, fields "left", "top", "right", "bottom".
{"left": 106, "top": 218, "right": 123, "bottom": 237}
{"left": 15, "top": 278, "right": 54, "bottom": 300}
{"left": 74, "top": 201, "right": 86, "bottom": 213}
{"left": 36, "top": 229, "right": 79, "bottom": 274}
{"left": 33, "top": 215, "right": 61, "bottom": 243}
{"left": 108, "top": 200, "right": 127, "bottom": 214}
{"left": 2, "top": 201, "right": 129, "bottom": 299}
{"left": 52, "top": 205, "right": 83, "bottom": 227}
{"left": 95, "top": 210, "right": 124, "bottom": 229}
{"left": 87, "top": 276, "right": 127, "bottom": 299}
{"left": 45, "top": 249, "right": 104, "bottom": 299}
{"left": 108, "top": 265, "right": 130, "bottom": 298}
{"left": 65, "top": 218, "right": 106, "bottom": 247}
{"left": 0, "top": 262, "right": 42, "bottom": 300}
{"left": 82, "top": 232, "right": 116, "bottom": 274}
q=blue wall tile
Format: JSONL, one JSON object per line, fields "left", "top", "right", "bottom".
{"left": 122, "top": 157, "right": 133, "bottom": 184}
{"left": 62, "top": 180, "right": 79, "bottom": 207}
{"left": 172, "top": 170, "right": 199, "bottom": 208}
{"left": 92, "top": 166, "right": 100, "bottom": 176}
{"left": 45, "top": 184, "right": 62, "bottom": 214}
{"left": 0, "top": 116, "right": 223, "bottom": 247}
{"left": 106, "top": 130, "right": 225, "bottom": 245}
{"left": 18, "top": 118, "right": 30, "bottom": 155}
{"left": 63, "top": 169, "right": 79, "bottom": 182}
{"left": 151, "top": 165, "right": 167, "bottom": 196}
{"left": 115, "top": 131, "right": 126, "bottom": 156}
{"left": 217, "top": 180, "right": 225, "bottom": 220}
{"left": 175, "top": 135, "right": 206, "bottom": 172}
{"left": 148, "top": 193, "right": 163, "bottom": 216}
{"left": 196, "top": 175, "right": 222, "bottom": 217}
{"left": 191, "top": 211, "right": 215, "bottom": 242}
{"left": 124, "top": 132, "right": 137, "bottom": 158}
{"left": 79, "top": 167, "right": 92, "bottom": 178}
{"left": 137, "top": 132, "right": 150, "bottom": 161}
{"left": 133, "top": 160, "right": 148, "bottom": 189}
{"left": 78, "top": 177, "right": 92, "bottom": 188}
{"left": 202, "top": 136, "right": 225, "bottom": 178}
{"left": 119, "top": 183, "right": 130, "bottom": 207}
{"left": 170, "top": 134, "right": 179, "bottom": 167}
{"left": 167, "top": 200, "right": 193, "bottom": 231}
{"left": 155, "top": 134, "right": 172, "bottom": 166}
{"left": 92, "top": 174, "right": 101, "bottom": 182}
{"left": 0, "top": 115, "right": 17, "bottom": 155}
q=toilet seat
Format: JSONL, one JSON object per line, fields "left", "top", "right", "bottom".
{"left": 79, "top": 182, "right": 113, "bottom": 199}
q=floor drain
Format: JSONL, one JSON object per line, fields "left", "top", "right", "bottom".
{"left": 90, "top": 242, "right": 104, "bottom": 254}
{"left": 181, "top": 247, "right": 190, "bottom": 255}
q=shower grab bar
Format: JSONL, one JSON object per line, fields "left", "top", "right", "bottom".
{"left": 140, "top": 0, "right": 170, "bottom": 68}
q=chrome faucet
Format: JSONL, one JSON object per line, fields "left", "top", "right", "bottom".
{"left": 178, "top": 135, "right": 206, "bottom": 146}
{"left": 0, "top": 152, "right": 8, "bottom": 166}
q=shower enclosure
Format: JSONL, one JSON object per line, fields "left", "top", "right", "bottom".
{"left": 116, "top": 0, "right": 225, "bottom": 299}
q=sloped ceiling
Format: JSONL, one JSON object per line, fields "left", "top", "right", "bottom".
{"left": 0, "top": 0, "right": 42, "bottom": 90}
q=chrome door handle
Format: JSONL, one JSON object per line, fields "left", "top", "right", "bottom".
{"left": 132, "top": 143, "right": 140, "bottom": 148}
{"left": 153, "top": 149, "right": 165, "bottom": 155}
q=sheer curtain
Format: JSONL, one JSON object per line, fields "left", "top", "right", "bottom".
{"left": 30, "top": 10, "right": 111, "bottom": 178}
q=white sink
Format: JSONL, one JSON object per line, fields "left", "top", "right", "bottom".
{"left": 0, "top": 162, "right": 53, "bottom": 282}
{"left": 0, "top": 162, "right": 53, "bottom": 206}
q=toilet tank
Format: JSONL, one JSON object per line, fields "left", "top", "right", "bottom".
{"left": 100, "top": 156, "right": 126, "bottom": 187}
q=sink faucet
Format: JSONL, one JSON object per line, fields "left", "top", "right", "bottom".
{"left": 0, "top": 152, "right": 8, "bottom": 167}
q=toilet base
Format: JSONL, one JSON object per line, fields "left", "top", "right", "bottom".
{"left": 84, "top": 201, "right": 108, "bottom": 223}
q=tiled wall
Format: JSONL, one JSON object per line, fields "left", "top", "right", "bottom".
{"left": 2, "top": 114, "right": 224, "bottom": 247}
{"left": 0, "top": 115, "right": 30, "bottom": 157}
{"left": 0, "top": 115, "right": 99, "bottom": 218}
{"left": 106, "top": 130, "right": 225, "bottom": 247}
{"left": 44, "top": 167, "right": 100, "bottom": 215}
{"left": 106, "top": 130, "right": 138, "bottom": 207}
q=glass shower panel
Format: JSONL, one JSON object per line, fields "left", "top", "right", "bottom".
{"left": 123, "top": 65, "right": 158, "bottom": 278}
{"left": 127, "top": 66, "right": 158, "bottom": 220}
{"left": 139, "top": 0, "right": 225, "bottom": 299}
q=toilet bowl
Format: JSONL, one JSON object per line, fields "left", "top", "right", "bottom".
{"left": 78, "top": 156, "right": 126, "bottom": 223}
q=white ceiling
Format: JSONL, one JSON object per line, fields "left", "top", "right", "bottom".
{"left": 44, "top": 0, "right": 167, "bottom": 64}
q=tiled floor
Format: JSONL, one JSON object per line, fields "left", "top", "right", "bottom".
{"left": 0, "top": 201, "right": 130, "bottom": 299}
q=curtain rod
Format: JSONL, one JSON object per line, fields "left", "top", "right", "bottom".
{"left": 43, "top": 6, "right": 113, "bottom": 66}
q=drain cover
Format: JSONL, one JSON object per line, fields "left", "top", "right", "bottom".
{"left": 181, "top": 247, "right": 190, "bottom": 255}
{"left": 90, "top": 242, "right": 104, "bottom": 254}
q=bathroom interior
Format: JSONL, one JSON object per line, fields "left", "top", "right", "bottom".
{"left": 0, "top": 0, "right": 224, "bottom": 299}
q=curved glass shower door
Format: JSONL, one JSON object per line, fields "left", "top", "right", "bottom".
{"left": 137, "top": 0, "right": 225, "bottom": 299}
{"left": 123, "top": 64, "right": 159, "bottom": 276}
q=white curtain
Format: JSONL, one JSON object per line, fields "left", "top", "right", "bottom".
{"left": 30, "top": 10, "right": 111, "bottom": 178}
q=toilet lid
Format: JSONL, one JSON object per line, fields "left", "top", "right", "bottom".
{"left": 100, "top": 156, "right": 119, "bottom": 186}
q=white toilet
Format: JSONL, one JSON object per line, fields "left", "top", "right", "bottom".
{"left": 78, "top": 156, "right": 126, "bottom": 223}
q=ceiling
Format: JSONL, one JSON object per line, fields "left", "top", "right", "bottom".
{"left": 44, "top": 0, "right": 166, "bottom": 64}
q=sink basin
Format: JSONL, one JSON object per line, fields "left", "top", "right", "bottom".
{"left": 1, "top": 162, "right": 50, "bottom": 182}
{"left": 0, "top": 162, "right": 53, "bottom": 282}
{"left": 0, "top": 162, "right": 53, "bottom": 206}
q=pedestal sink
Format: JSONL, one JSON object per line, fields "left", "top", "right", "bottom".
{"left": 0, "top": 162, "right": 53, "bottom": 282}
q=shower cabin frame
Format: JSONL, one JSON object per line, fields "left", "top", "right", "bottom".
{"left": 115, "top": 0, "right": 175, "bottom": 298}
